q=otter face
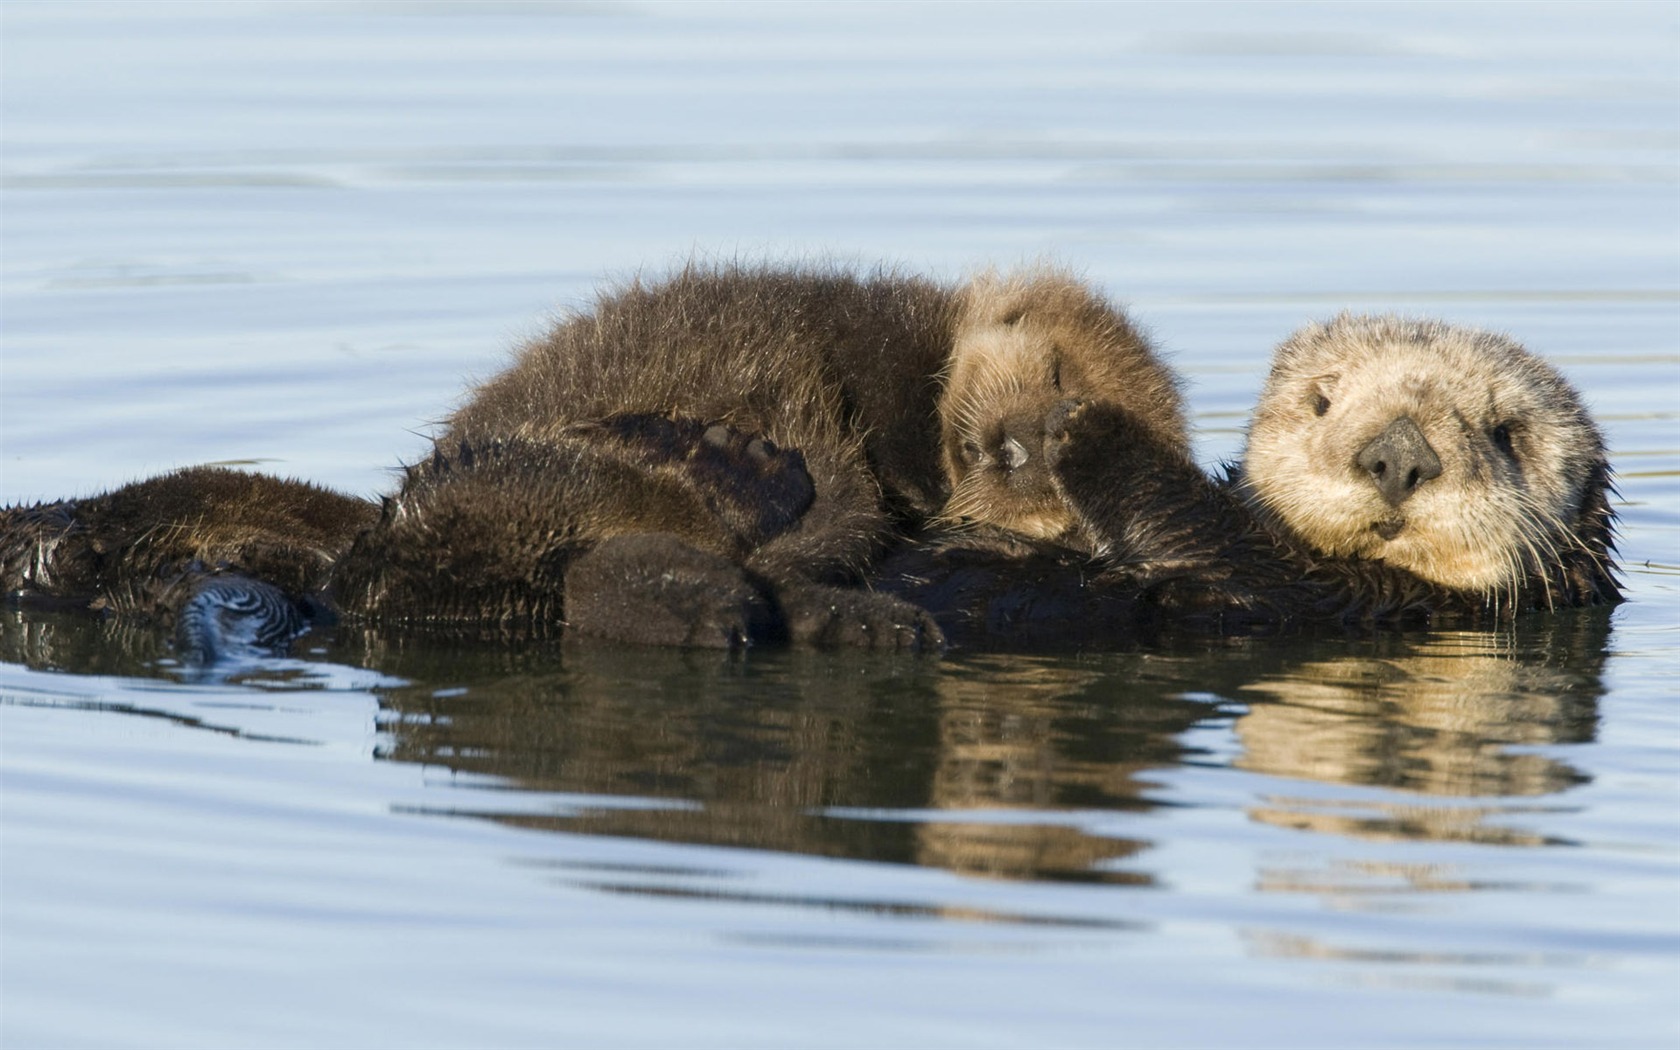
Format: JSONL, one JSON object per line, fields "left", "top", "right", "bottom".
{"left": 940, "top": 320, "right": 1081, "bottom": 539}
{"left": 938, "top": 269, "right": 1188, "bottom": 541}
{"left": 1240, "top": 314, "right": 1607, "bottom": 596}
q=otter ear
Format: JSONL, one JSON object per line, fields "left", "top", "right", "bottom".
{"left": 1307, "top": 374, "right": 1339, "bottom": 417}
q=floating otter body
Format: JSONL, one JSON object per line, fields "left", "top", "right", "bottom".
{"left": 3, "top": 414, "right": 824, "bottom": 656}
{"left": 0, "top": 467, "right": 376, "bottom": 615}
{"left": 11, "top": 282, "right": 1612, "bottom": 657}
{"left": 880, "top": 314, "right": 1621, "bottom": 646}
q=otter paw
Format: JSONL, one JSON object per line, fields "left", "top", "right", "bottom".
{"left": 1042, "top": 397, "right": 1110, "bottom": 476}
{"left": 564, "top": 533, "right": 775, "bottom": 650}
{"left": 1043, "top": 399, "right": 1170, "bottom": 481}
{"left": 776, "top": 583, "right": 946, "bottom": 653}
{"left": 1042, "top": 398, "right": 1091, "bottom": 447}
{"left": 1043, "top": 397, "right": 1113, "bottom": 480}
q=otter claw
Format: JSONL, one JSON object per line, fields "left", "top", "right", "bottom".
{"left": 1043, "top": 399, "right": 1089, "bottom": 443}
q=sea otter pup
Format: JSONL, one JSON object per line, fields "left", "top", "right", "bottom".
{"left": 434, "top": 262, "right": 1184, "bottom": 646}
{"left": 880, "top": 314, "right": 1621, "bottom": 646}
{"left": 3, "top": 264, "right": 1179, "bottom": 654}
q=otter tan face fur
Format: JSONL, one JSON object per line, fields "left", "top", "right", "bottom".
{"left": 1240, "top": 314, "right": 1612, "bottom": 600}
{"left": 937, "top": 269, "right": 1189, "bottom": 542}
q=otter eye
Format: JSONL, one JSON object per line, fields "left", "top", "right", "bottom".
{"left": 960, "top": 440, "right": 984, "bottom": 466}
{"left": 1312, "top": 393, "right": 1331, "bottom": 417}
{"left": 1489, "top": 423, "right": 1517, "bottom": 461}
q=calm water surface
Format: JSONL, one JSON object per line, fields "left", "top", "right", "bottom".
{"left": 2, "top": 3, "right": 1677, "bottom": 1047}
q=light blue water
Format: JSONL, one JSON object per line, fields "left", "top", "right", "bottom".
{"left": 2, "top": 3, "right": 1677, "bottom": 1047}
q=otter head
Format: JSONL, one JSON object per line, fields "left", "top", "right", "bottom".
{"left": 1239, "top": 314, "right": 1614, "bottom": 599}
{"left": 937, "top": 268, "right": 1189, "bottom": 541}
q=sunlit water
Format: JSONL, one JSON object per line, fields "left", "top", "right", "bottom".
{"left": 2, "top": 3, "right": 1677, "bottom": 1047}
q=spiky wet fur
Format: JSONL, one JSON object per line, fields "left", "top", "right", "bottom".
{"left": 448, "top": 263, "right": 957, "bottom": 586}
{"left": 333, "top": 415, "right": 815, "bottom": 630}
{"left": 1, "top": 467, "right": 376, "bottom": 626}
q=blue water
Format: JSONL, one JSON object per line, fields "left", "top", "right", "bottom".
{"left": 2, "top": 3, "right": 1677, "bottom": 1047}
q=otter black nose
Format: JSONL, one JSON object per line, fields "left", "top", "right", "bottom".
{"left": 1357, "top": 416, "right": 1442, "bottom": 507}
{"left": 1000, "top": 435, "right": 1030, "bottom": 472}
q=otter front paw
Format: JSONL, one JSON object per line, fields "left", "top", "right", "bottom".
{"left": 776, "top": 583, "right": 945, "bottom": 653}
{"left": 563, "top": 533, "right": 775, "bottom": 650}
{"left": 1044, "top": 398, "right": 1181, "bottom": 487}
{"left": 1043, "top": 398, "right": 1119, "bottom": 500}
{"left": 1042, "top": 397, "right": 1091, "bottom": 448}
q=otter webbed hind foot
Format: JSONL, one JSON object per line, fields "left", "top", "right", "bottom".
{"left": 774, "top": 582, "right": 946, "bottom": 653}
{"left": 563, "top": 533, "right": 776, "bottom": 650}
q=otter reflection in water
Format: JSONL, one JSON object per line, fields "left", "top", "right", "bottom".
{"left": 1234, "top": 610, "right": 1610, "bottom": 852}
{"left": 344, "top": 636, "right": 1279, "bottom": 885}
{"left": 0, "top": 600, "right": 1611, "bottom": 889}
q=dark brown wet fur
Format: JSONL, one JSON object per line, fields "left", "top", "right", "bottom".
{"left": 1, "top": 466, "right": 377, "bottom": 628}
{"left": 4, "top": 264, "right": 1187, "bottom": 654}
{"left": 424, "top": 262, "right": 1003, "bottom": 650}
{"left": 448, "top": 263, "right": 959, "bottom": 586}
{"left": 333, "top": 413, "right": 825, "bottom": 647}
{"left": 437, "top": 263, "right": 1189, "bottom": 648}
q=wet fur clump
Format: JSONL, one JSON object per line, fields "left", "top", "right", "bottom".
{"left": 938, "top": 269, "right": 1187, "bottom": 543}
{"left": 1, "top": 467, "right": 377, "bottom": 645}
{"left": 417, "top": 264, "right": 972, "bottom": 647}
{"left": 1234, "top": 314, "right": 1620, "bottom": 613}
{"left": 447, "top": 263, "right": 955, "bottom": 586}
{"left": 333, "top": 413, "right": 816, "bottom": 643}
